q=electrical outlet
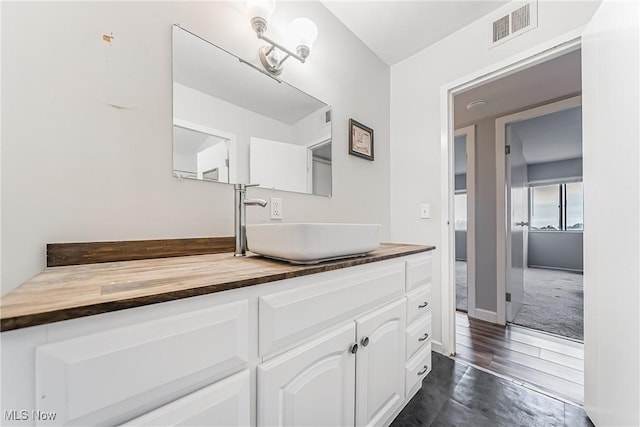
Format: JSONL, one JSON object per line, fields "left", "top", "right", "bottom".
{"left": 270, "top": 198, "right": 283, "bottom": 220}
{"left": 420, "top": 203, "right": 430, "bottom": 219}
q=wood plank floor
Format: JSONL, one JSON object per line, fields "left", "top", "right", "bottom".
{"left": 455, "top": 311, "right": 584, "bottom": 405}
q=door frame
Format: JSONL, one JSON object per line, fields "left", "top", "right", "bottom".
{"left": 495, "top": 95, "right": 582, "bottom": 325}
{"left": 306, "top": 138, "right": 332, "bottom": 194}
{"left": 439, "top": 29, "right": 583, "bottom": 355}
{"left": 453, "top": 126, "right": 477, "bottom": 319}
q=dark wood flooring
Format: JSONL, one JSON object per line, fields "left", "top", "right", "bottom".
{"left": 454, "top": 311, "right": 585, "bottom": 405}
{"left": 391, "top": 352, "right": 593, "bottom": 427}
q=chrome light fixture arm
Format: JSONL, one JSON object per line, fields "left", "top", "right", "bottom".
{"left": 250, "top": 12, "right": 316, "bottom": 75}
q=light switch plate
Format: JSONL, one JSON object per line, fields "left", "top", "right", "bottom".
{"left": 270, "top": 198, "right": 282, "bottom": 220}
{"left": 420, "top": 203, "right": 430, "bottom": 219}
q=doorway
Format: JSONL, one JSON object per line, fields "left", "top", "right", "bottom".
{"left": 446, "top": 43, "right": 585, "bottom": 404}
{"left": 453, "top": 126, "right": 475, "bottom": 316}
{"left": 497, "top": 97, "right": 584, "bottom": 341}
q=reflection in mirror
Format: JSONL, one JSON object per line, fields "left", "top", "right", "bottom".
{"left": 173, "top": 125, "right": 231, "bottom": 183}
{"left": 172, "top": 25, "right": 332, "bottom": 196}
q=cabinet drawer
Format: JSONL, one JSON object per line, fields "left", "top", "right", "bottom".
{"left": 260, "top": 263, "right": 405, "bottom": 357}
{"left": 406, "top": 312, "right": 432, "bottom": 361}
{"left": 121, "top": 370, "right": 250, "bottom": 427}
{"left": 405, "top": 343, "right": 432, "bottom": 396}
{"left": 406, "top": 284, "right": 432, "bottom": 325}
{"left": 36, "top": 300, "right": 249, "bottom": 426}
{"left": 406, "top": 254, "right": 432, "bottom": 292}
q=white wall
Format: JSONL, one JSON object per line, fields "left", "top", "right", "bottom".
{"left": 582, "top": 0, "right": 639, "bottom": 424}
{"left": 249, "top": 137, "right": 308, "bottom": 193}
{"left": 1, "top": 1, "right": 391, "bottom": 295}
{"left": 174, "top": 82, "right": 293, "bottom": 183}
{"left": 390, "top": 1, "right": 601, "bottom": 348}
{"left": 291, "top": 106, "right": 331, "bottom": 147}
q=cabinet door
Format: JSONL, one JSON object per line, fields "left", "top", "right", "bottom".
{"left": 121, "top": 370, "right": 250, "bottom": 426}
{"left": 355, "top": 298, "right": 406, "bottom": 427}
{"left": 258, "top": 323, "right": 356, "bottom": 427}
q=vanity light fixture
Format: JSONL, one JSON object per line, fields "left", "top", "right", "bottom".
{"left": 247, "top": 0, "right": 318, "bottom": 75}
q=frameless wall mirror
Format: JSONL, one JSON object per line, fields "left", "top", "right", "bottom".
{"left": 172, "top": 25, "right": 332, "bottom": 197}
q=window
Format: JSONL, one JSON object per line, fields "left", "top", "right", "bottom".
{"left": 530, "top": 182, "right": 583, "bottom": 231}
{"left": 455, "top": 193, "right": 467, "bottom": 230}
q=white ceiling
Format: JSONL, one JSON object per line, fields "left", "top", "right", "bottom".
{"left": 453, "top": 48, "right": 582, "bottom": 166}
{"left": 454, "top": 49, "right": 582, "bottom": 126}
{"left": 322, "top": 0, "right": 508, "bottom": 65}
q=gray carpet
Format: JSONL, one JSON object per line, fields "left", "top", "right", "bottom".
{"left": 512, "top": 267, "right": 584, "bottom": 341}
{"left": 456, "top": 262, "right": 584, "bottom": 341}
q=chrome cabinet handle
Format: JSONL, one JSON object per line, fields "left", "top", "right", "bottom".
{"left": 361, "top": 336, "right": 369, "bottom": 347}
{"left": 417, "top": 365, "right": 429, "bottom": 375}
{"left": 418, "top": 302, "right": 428, "bottom": 309}
{"left": 350, "top": 343, "right": 359, "bottom": 354}
{"left": 418, "top": 333, "right": 429, "bottom": 342}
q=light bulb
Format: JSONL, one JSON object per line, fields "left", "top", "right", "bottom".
{"left": 288, "top": 17, "right": 318, "bottom": 49}
{"left": 247, "top": 0, "right": 276, "bottom": 21}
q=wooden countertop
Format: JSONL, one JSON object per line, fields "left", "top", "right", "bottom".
{"left": 0, "top": 243, "right": 434, "bottom": 332}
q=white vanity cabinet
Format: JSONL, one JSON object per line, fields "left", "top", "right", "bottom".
{"left": 403, "top": 255, "right": 434, "bottom": 396}
{"left": 257, "top": 298, "right": 406, "bottom": 427}
{"left": 1, "top": 250, "right": 434, "bottom": 427}
{"left": 35, "top": 299, "right": 250, "bottom": 426}
{"left": 355, "top": 298, "right": 406, "bottom": 427}
{"left": 121, "top": 370, "right": 250, "bottom": 427}
{"left": 257, "top": 323, "right": 357, "bottom": 426}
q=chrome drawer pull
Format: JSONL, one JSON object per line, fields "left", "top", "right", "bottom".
{"left": 418, "top": 333, "right": 429, "bottom": 342}
{"left": 417, "top": 365, "right": 429, "bottom": 375}
{"left": 418, "top": 302, "right": 428, "bottom": 309}
{"left": 350, "top": 343, "right": 359, "bottom": 354}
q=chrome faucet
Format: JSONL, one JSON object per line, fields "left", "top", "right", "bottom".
{"left": 234, "top": 183, "right": 267, "bottom": 256}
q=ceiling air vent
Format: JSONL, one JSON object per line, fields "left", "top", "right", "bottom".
{"left": 493, "top": 15, "right": 510, "bottom": 43}
{"left": 488, "top": 1, "right": 538, "bottom": 48}
{"left": 511, "top": 4, "right": 531, "bottom": 33}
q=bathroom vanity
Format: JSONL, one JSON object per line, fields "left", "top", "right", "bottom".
{"left": 0, "top": 243, "right": 434, "bottom": 426}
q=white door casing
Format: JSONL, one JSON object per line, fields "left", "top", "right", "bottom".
{"left": 454, "top": 126, "right": 476, "bottom": 319}
{"left": 582, "top": 0, "right": 640, "bottom": 424}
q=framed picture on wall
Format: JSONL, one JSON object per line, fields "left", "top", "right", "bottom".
{"left": 349, "top": 119, "right": 374, "bottom": 161}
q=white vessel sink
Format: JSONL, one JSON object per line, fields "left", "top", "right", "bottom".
{"left": 246, "top": 223, "right": 381, "bottom": 264}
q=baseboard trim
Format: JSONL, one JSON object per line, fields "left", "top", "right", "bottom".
{"left": 471, "top": 308, "right": 498, "bottom": 324}
{"left": 528, "top": 264, "right": 583, "bottom": 274}
{"left": 431, "top": 340, "right": 443, "bottom": 355}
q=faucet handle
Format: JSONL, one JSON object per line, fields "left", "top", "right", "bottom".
{"left": 245, "top": 183, "right": 261, "bottom": 188}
